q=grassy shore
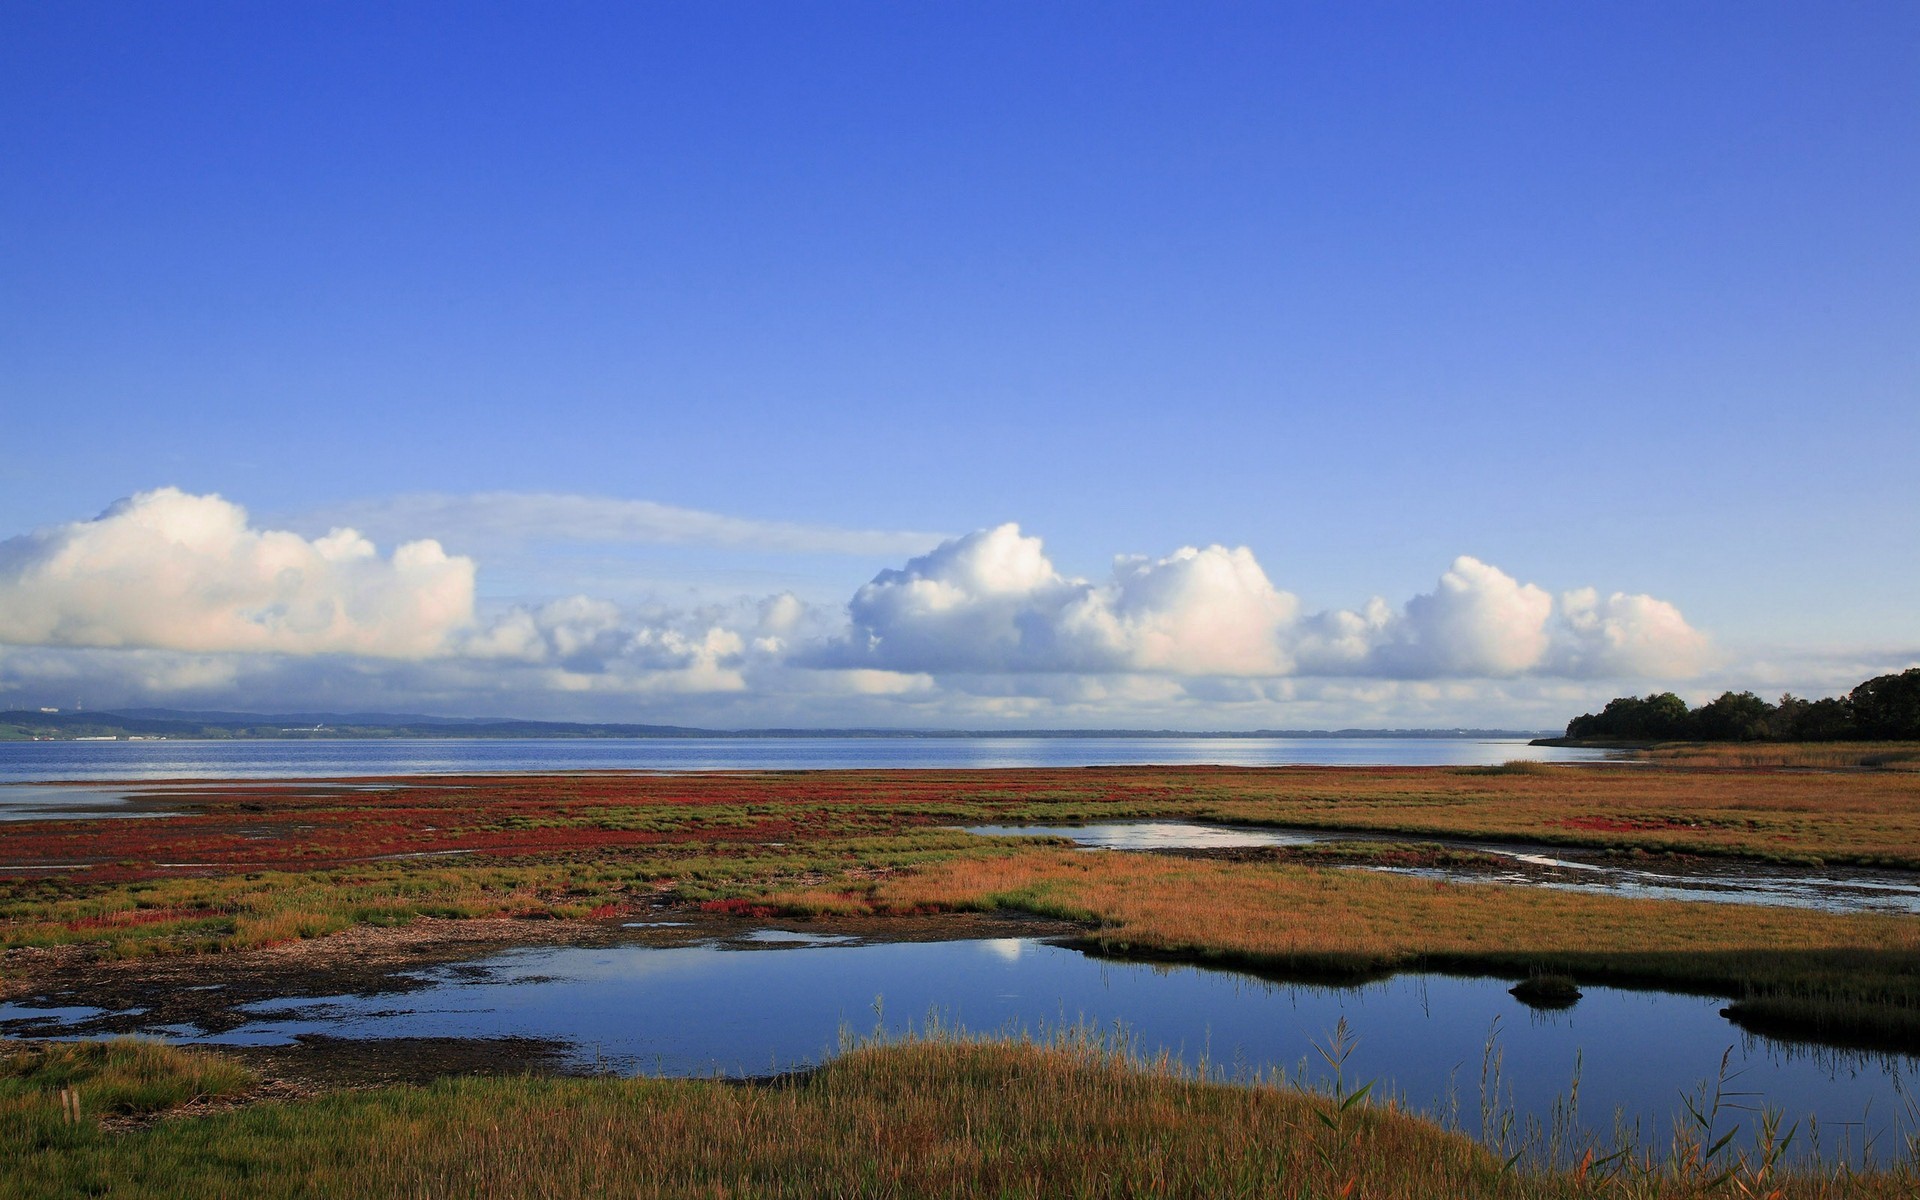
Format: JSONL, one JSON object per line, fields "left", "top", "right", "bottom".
{"left": 769, "top": 846, "right": 1920, "bottom": 1046}
{"left": 1628, "top": 743, "right": 1920, "bottom": 771}
{"left": 9, "top": 764, "right": 1920, "bottom": 1195}
{"left": 5, "top": 764, "right": 1919, "bottom": 1044}
{"left": 3, "top": 1036, "right": 1909, "bottom": 1199}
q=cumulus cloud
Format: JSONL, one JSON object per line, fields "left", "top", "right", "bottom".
{"left": 307, "top": 492, "right": 945, "bottom": 557}
{"left": 0, "top": 488, "right": 475, "bottom": 657}
{"left": 811, "top": 525, "right": 1300, "bottom": 675}
{"left": 0, "top": 495, "right": 1719, "bottom": 726}
{"left": 1291, "top": 556, "right": 1553, "bottom": 678}
{"left": 1552, "top": 587, "right": 1712, "bottom": 678}
{"left": 1065, "top": 547, "right": 1300, "bottom": 674}
{"left": 455, "top": 596, "right": 755, "bottom": 694}
{"left": 809, "top": 531, "right": 1706, "bottom": 682}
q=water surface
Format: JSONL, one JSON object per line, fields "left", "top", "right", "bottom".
{"left": 0, "top": 735, "right": 1605, "bottom": 786}
{"left": 966, "top": 821, "right": 1920, "bottom": 916}
{"left": 4, "top": 934, "right": 1905, "bottom": 1164}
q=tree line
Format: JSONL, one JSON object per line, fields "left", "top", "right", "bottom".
{"left": 1563, "top": 667, "right": 1920, "bottom": 742}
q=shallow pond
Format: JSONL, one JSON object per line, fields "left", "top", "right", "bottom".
{"left": 0, "top": 784, "right": 184, "bottom": 822}
{"left": 0, "top": 779, "right": 417, "bottom": 822}
{"left": 965, "top": 821, "right": 1920, "bottom": 916}
{"left": 5, "top": 933, "right": 1913, "bottom": 1165}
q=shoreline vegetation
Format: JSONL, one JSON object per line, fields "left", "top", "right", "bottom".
{"left": 1531, "top": 740, "right": 1920, "bottom": 771}
{"left": 5, "top": 761, "right": 1920, "bottom": 1194}
{"left": 1537, "top": 668, "right": 1920, "bottom": 748}
{"left": 8, "top": 1032, "right": 1911, "bottom": 1199}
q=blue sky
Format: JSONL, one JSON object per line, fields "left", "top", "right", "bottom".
{"left": 1, "top": 3, "right": 1915, "bottom": 727}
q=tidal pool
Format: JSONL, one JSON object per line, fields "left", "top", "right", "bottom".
{"left": 965, "top": 821, "right": 1920, "bottom": 916}
{"left": 8, "top": 934, "right": 1912, "bottom": 1165}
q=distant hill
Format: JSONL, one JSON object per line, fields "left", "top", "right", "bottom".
{"left": 0, "top": 708, "right": 1549, "bottom": 742}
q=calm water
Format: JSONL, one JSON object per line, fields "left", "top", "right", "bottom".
{"left": 5, "top": 934, "right": 1908, "bottom": 1164}
{"left": 0, "top": 735, "right": 1602, "bottom": 785}
{"left": 966, "top": 821, "right": 1920, "bottom": 916}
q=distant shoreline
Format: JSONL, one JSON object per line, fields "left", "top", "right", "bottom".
{"left": 4, "top": 711, "right": 1551, "bottom": 744}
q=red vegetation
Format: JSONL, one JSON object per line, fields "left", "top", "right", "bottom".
{"left": 65, "top": 906, "right": 222, "bottom": 931}
{"left": 0, "top": 767, "right": 1197, "bottom": 884}
{"left": 698, "top": 898, "right": 778, "bottom": 919}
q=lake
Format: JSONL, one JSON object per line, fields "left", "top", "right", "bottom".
{"left": 0, "top": 735, "right": 1606, "bottom": 784}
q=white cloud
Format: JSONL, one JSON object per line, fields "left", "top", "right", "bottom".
{"left": 457, "top": 596, "right": 753, "bottom": 693}
{"left": 1063, "top": 546, "right": 1300, "bottom": 674}
{"left": 813, "top": 524, "right": 1300, "bottom": 675}
{"left": 308, "top": 492, "right": 946, "bottom": 557}
{"left": 1553, "top": 587, "right": 1712, "bottom": 678}
{"left": 1305, "top": 555, "right": 1555, "bottom": 678}
{"left": 809, "top": 531, "right": 1706, "bottom": 682}
{"left": 0, "top": 496, "right": 1725, "bottom": 727}
{"left": 0, "top": 488, "right": 475, "bottom": 657}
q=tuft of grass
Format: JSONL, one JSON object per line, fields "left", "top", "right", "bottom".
{"left": 1456, "top": 759, "right": 1557, "bottom": 776}
{"left": 1510, "top": 974, "right": 1583, "bottom": 1007}
{"left": 0, "top": 1038, "right": 255, "bottom": 1145}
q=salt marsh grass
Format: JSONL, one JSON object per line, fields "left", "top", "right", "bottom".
{"left": 2, "top": 1032, "right": 1913, "bottom": 1199}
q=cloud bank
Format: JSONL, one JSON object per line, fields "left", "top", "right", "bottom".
{"left": 813, "top": 524, "right": 1709, "bottom": 681}
{"left": 0, "top": 492, "right": 1720, "bottom": 725}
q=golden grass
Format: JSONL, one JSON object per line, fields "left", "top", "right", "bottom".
{"left": 1, "top": 1036, "right": 1905, "bottom": 1199}
{"left": 1153, "top": 764, "right": 1920, "bottom": 866}
{"left": 772, "top": 849, "right": 1920, "bottom": 1034}
{"left": 1633, "top": 743, "right": 1920, "bottom": 771}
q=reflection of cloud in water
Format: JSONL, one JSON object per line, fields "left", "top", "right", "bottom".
{"left": 982, "top": 938, "right": 1024, "bottom": 963}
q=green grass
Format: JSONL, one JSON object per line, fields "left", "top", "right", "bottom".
{"left": 1, "top": 1040, "right": 255, "bottom": 1139}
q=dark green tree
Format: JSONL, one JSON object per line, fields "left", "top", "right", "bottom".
{"left": 1692, "top": 691, "right": 1773, "bottom": 741}
{"left": 1850, "top": 668, "right": 1920, "bottom": 739}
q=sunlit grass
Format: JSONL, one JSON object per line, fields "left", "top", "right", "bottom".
{"left": 1633, "top": 743, "right": 1920, "bottom": 771}
{"left": 770, "top": 848, "right": 1920, "bottom": 1043}
{"left": 2, "top": 1033, "right": 1909, "bottom": 1199}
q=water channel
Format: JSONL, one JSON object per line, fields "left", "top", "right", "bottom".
{"left": 963, "top": 821, "right": 1920, "bottom": 916}
{"left": 4, "top": 931, "right": 1910, "bottom": 1165}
